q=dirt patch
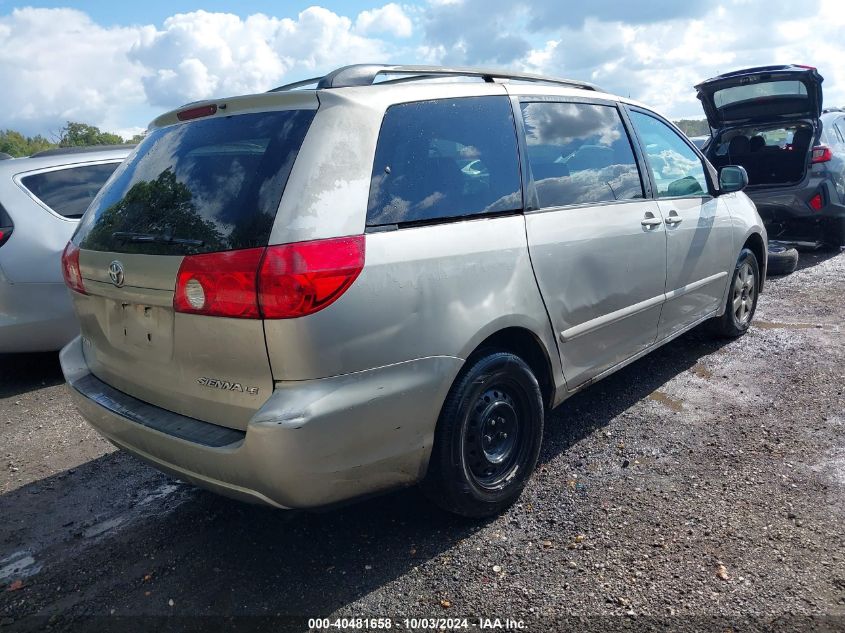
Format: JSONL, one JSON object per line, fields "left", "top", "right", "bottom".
{"left": 690, "top": 363, "right": 713, "bottom": 380}
{"left": 1, "top": 252, "right": 844, "bottom": 629}
{"left": 647, "top": 389, "right": 684, "bottom": 412}
{"left": 754, "top": 320, "right": 821, "bottom": 330}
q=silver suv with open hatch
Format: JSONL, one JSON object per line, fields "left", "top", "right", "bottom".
{"left": 60, "top": 64, "right": 766, "bottom": 517}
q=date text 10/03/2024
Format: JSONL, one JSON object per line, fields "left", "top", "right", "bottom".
{"left": 308, "top": 618, "right": 527, "bottom": 630}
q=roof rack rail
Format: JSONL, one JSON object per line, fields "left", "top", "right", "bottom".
{"left": 30, "top": 144, "right": 136, "bottom": 158}
{"left": 268, "top": 76, "right": 322, "bottom": 92}
{"left": 268, "top": 64, "right": 603, "bottom": 93}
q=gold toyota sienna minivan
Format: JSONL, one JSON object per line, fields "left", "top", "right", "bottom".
{"left": 60, "top": 64, "right": 766, "bottom": 517}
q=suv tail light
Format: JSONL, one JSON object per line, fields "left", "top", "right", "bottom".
{"left": 173, "top": 236, "right": 365, "bottom": 319}
{"left": 811, "top": 145, "right": 832, "bottom": 164}
{"left": 0, "top": 226, "right": 12, "bottom": 248}
{"left": 61, "top": 242, "right": 87, "bottom": 294}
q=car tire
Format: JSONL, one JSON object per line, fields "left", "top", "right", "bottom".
{"left": 710, "top": 247, "right": 760, "bottom": 338}
{"left": 422, "top": 351, "right": 544, "bottom": 518}
{"left": 766, "top": 241, "right": 799, "bottom": 276}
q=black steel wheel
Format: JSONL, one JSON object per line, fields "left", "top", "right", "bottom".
{"left": 422, "top": 351, "right": 544, "bottom": 517}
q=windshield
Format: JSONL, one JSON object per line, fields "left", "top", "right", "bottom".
{"left": 75, "top": 109, "right": 315, "bottom": 255}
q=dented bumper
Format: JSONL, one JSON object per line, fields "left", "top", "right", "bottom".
{"left": 60, "top": 336, "right": 461, "bottom": 508}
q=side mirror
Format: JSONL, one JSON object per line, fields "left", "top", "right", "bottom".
{"left": 719, "top": 165, "right": 748, "bottom": 193}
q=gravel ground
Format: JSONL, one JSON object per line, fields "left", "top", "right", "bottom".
{"left": 1, "top": 250, "right": 843, "bottom": 632}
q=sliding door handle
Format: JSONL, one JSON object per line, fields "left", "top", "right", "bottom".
{"left": 665, "top": 210, "right": 683, "bottom": 226}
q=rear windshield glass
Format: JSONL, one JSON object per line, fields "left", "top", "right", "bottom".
{"left": 21, "top": 163, "right": 119, "bottom": 218}
{"left": 714, "top": 80, "right": 808, "bottom": 109}
{"left": 75, "top": 109, "right": 315, "bottom": 255}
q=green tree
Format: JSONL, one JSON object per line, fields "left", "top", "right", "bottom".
{"left": 58, "top": 121, "right": 124, "bottom": 147}
{"left": 0, "top": 130, "right": 56, "bottom": 157}
{"left": 673, "top": 119, "right": 710, "bottom": 137}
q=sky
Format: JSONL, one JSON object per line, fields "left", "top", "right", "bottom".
{"left": 1, "top": 0, "right": 844, "bottom": 139}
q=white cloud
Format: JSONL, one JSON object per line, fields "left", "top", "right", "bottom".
{"left": 130, "top": 8, "right": 390, "bottom": 107}
{"left": 422, "top": 0, "right": 845, "bottom": 118}
{"left": 0, "top": 8, "right": 147, "bottom": 137}
{"left": 0, "top": 6, "right": 399, "bottom": 135}
{"left": 2, "top": 1, "right": 845, "bottom": 137}
{"left": 355, "top": 3, "right": 413, "bottom": 38}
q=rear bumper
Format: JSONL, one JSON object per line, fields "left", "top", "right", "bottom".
{"left": 61, "top": 337, "right": 461, "bottom": 508}
{"left": 749, "top": 180, "right": 845, "bottom": 244}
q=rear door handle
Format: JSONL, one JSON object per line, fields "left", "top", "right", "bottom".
{"left": 665, "top": 210, "right": 683, "bottom": 226}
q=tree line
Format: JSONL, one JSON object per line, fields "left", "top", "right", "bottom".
{"left": 0, "top": 122, "right": 145, "bottom": 158}
{"left": 673, "top": 119, "right": 710, "bottom": 137}
{"left": 1, "top": 118, "right": 712, "bottom": 159}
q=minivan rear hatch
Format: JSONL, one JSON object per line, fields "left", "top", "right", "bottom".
{"left": 69, "top": 95, "right": 317, "bottom": 430}
{"left": 695, "top": 65, "right": 824, "bottom": 129}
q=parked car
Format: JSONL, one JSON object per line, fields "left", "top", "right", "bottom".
{"left": 60, "top": 64, "right": 766, "bottom": 517}
{"left": 695, "top": 65, "right": 845, "bottom": 249}
{"left": 0, "top": 145, "right": 132, "bottom": 352}
{"left": 689, "top": 134, "right": 710, "bottom": 149}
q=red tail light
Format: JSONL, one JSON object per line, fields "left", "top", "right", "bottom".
{"left": 173, "top": 236, "right": 365, "bottom": 319}
{"left": 811, "top": 145, "right": 832, "bottom": 164}
{"left": 259, "top": 236, "right": 365, "bottom": 319}
{"left": 61, "top": 242, "right": 86, "bottom": 294}
{"left": 174, "top": 247, "right": 264, "bottom": 318}
{"left": 0, "top": 226, "right": 12, "bottom": 247}
{"left": 809, "top": 193, "right": 824, "bottom": 211}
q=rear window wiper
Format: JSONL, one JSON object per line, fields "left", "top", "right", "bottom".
{"left": 112, "top": 231, "right": 205, "bottom": 247}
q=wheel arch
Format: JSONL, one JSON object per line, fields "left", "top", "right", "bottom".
{"left": 465, "top": 326, "right": 557, "bottom": 409}
{"left": 742, "top": 230, "right": 767, "bottom": 290}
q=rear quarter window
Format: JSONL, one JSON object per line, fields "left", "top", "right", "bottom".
{"left": 367, "top": 96, "right": 522, "bottom": 227}
{"left": 75, "top": 109, "right": 315, "bottom": 255}
{"left": 20, "top": 163, "right": 120, "bottom": 219}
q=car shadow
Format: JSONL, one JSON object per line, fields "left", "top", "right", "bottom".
{"left": 0, "top": 452, "right": 485, "bottom": 626}
{"left": 0, "top": 327, "right": 731, "bottom": 626}
{"left": 0, "top": 352, "right": 64, "bottom": 398}
{"left": 793, "top": 246, "right": 842, "bottom": 273}
{"left": 541, "top": 326, "right": 729, "bottom": 464}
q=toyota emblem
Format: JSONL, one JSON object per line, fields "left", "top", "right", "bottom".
{"left": 108, "top": 260, "right": 125, "bottom": 287}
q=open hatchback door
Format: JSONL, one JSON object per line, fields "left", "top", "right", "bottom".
{"left": 695, "top": 65, "right": 824, "bottom": 129}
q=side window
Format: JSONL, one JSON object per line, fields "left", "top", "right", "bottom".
{"left": 629, "top": 111, "right": 710, "bottom": 198}
{"left": 520, "top": 101, "right": 643, "bottom": 208}
{"left": 20, "top": 163, "right": 119, "bottom": 218}
{"left": 367, "top": 96, "right": 522, "bottom": 227}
